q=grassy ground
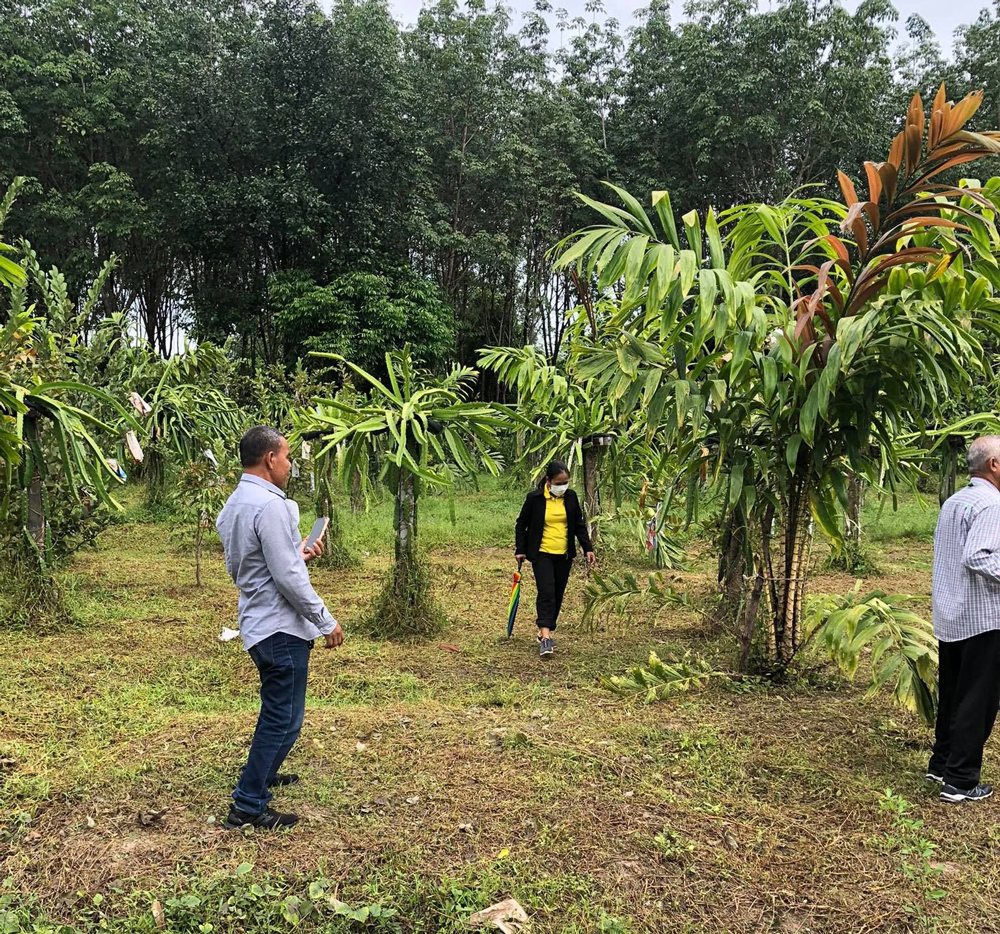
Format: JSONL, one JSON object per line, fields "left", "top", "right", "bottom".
{"left": 2, "top": 484, "right": 999, "bottom": 933}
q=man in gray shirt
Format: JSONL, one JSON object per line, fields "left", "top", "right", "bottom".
{"left": 929, "top": 435, "right": 1000, "bottom": 804}
{"left": 217, "top": 426, "right": 344, "bottom": 829}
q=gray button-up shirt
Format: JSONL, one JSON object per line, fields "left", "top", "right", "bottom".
{"left": 932, "top": 477, "right": 1000, "bottom": 642}
{"left": 216, "top": 474, "right": 339, "bottom": 651}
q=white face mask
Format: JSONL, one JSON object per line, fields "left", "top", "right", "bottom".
{"left": 549, "top": 482, "right": 569, "bottom": 497}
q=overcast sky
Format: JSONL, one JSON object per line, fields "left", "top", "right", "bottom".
{"left": 337, "top": 0, "right": 990, "bottom": 54}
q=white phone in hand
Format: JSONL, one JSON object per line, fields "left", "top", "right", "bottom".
{"left": 304, "top": 517, "right": 329, "bottom": 552}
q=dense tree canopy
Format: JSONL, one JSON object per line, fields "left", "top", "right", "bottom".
{"left": 3, "top": 0, "right": 1000, "bottom": 385}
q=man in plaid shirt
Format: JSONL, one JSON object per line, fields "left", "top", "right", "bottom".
{"left": 929, "top": 435, "right": 1000, "bottom": 803}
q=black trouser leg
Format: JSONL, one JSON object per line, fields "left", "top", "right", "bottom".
{"left": 929, "top": 630, "right": 1000, "bottom": 790}
{"left": 929, "top": 641, "right": 961, "bottom": 778}
{"left": 551, "top": 555, "right": 572, "bottom": 629}
{"left": 533, "top": 552, "right": 572, "bottom": 631}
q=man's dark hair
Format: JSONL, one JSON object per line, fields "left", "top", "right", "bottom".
{"left": 240, "top": 426, "right": 284, "bottom": 468}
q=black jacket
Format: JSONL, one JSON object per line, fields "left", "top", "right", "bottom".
{"left": 515, "top": 487, "right": 592, "bottom": 562}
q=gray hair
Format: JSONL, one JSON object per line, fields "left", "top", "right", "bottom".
{"left": 967, "top": 436, "right": 1000, "bottom": 475}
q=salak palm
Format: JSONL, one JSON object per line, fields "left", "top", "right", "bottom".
{"left": 554, "top": 86, "right": 1000, "bottom": 701}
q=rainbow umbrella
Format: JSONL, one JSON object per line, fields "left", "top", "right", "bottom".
{"left": 506, "top": 559, "right": 524, "bottom": 638}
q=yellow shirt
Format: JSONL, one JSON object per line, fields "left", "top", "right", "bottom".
{"left": 539, "top": 486, "right": 568, "bottom": 555}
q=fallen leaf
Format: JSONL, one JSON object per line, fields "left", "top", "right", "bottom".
{"left": 355, "top": 741, "right": 367, "bottom": 753}
{"left": 0, "top": 757, "right": 18, "bottom": 770}
{"left": 137, "top": 808, "right": 169, "bottom": 828}
{"left": 458, "top": 823, "right": 473, "bottom": 833}
{"left": 469, "top": 897, "right": 529, "bottom": 933}
{"left": 405, "top": 796, "right": 420, "bottom": 805}
{"left": 86, "top": 816, "right": 96, "bottom": 829}
{"left": 438, "top": 643, "right": 462, "bottom": 652}
{"left": 151, "top": 899, "right": 166, "bottom": 930}
{"left": 497, "top": 847, "right": 510, "bottom": 858}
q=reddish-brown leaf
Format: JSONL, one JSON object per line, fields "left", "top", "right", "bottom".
{"left": 884, "top": 200, "right": 987, "bottom": 228}
{"left": 851, "top": 218, "right": 869, "bottom": 257}
{"left": 909, "top": 152, "right": 990, "bottom": 189}
{"left": 822, "top": 234, "right": 850, "bottom": 265}
{"left": 823, "top": 279, "right": 845, "bottom": 313}
{"left": 945, "top": 129, "right": 1000, "bottom": 153}
{"left": 864, "top": 162, "right": 883, "bottom": 205}
{"left": 837, "top": 169, "right": 859, "bottom": 206}
{"left": 928, "top": 83, "right": 948, "bottom": 149}
{"left": 807, "top": 260, "right": 835, "bottom": 314}
{"left": 887, "top": 132, "right": 905, "bottom": 170}
{"left": 932, "top": 83, "right": 947, "bottom": 116}
{"left": 856, "top": 248, "right": 945, "bottom": 289}
{"left": 846, "top": 274, "right": 891, "bottom": 317}
{"left": 793, "top": 306, "right": 817, "bottom": 348}
{"left": 942, "top": 90, "right": 984, "bottom": 138}
{"left": 899, "top": 216, "right": 969, "bottom": 231}
{"left": 863, "top": 201, "right": 880, "bottom": 233}
{"left": 840, "top": 200, "right": 868, "bottom": 230}
{"left": 929, "top": 109, "right": 945, "bottom": 151}
{"left": 903, "top": 183, "right": 994, "bottom": 209}
{"left": 907, "top": 91, "right": 925, "bottom": 141}
{"left": 877, "top": 162, "right": 899, "bottom": 206}
{"left": 905, "top": 124, "right": 922, "bottom": 176}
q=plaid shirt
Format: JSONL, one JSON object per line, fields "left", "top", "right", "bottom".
{"left": 932, "top": 477, "right": 1000, "bottom": 643}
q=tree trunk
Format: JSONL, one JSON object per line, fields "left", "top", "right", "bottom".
{"left": 582, "top": 444, "right": 603, "bottom": 547}
{"left": 772, "top": 471, "right": 812, "bottom": 670}
{"left": 195, "top": 522, "right": 203, "bottom": 587}
{"left": 940, "top": 436, "right": 961, "bottom": 506}
{"left": 393, "top": 462, "right": 418, "bottom": 599}
{"left": 718, "top": 506, "right": 747, "bottom": 622}
{"left": 350, "top": 468, "right": 363, "bottom": 515}
{"left": 845, "top": 472, "right": 864, "bottom": 549}
{"left": 27, "top": 471, "right": 45, "bottom": 552}
{"left": 146, "top": 446, "right": 166, "bottom": 506}
{"left": 24, "top": 415, "right": 45, "bottom": 554}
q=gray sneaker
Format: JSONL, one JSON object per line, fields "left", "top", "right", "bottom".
{"left": 539, "top": 638, "right": 554, "bottom": 658}
{"left": 940, "top": 783, "right": 993, "bottom": 803}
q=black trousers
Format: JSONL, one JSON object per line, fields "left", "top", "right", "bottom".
{"left": 532, "top": 552, "right": 572, "bottom": 630}
{"left": 929, "top": 630, "right": 1000, "bottom": 789}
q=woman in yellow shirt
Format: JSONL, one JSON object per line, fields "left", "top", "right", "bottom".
{"left": 514, "top": 460, "right": 596, "bottom": 657}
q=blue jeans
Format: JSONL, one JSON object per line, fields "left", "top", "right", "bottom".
{"left": 232, "top": 631, "right": 311, "bottom": 815}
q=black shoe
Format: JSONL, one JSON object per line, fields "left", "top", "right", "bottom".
{"left": 223, "top": 805, "right": 299, "bottom": 830}
{"left": 539, "top": 638, "right": 554, "bottom": 657}
{"left": 940, "top": 783, "right": 993, "bottom": 803}
{"left": 925, "top": 771, "right": 945, "bottom": 784}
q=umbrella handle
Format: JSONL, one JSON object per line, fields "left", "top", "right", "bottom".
{"left": 517, "top": 557, "right": 524, "bottom": 571}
